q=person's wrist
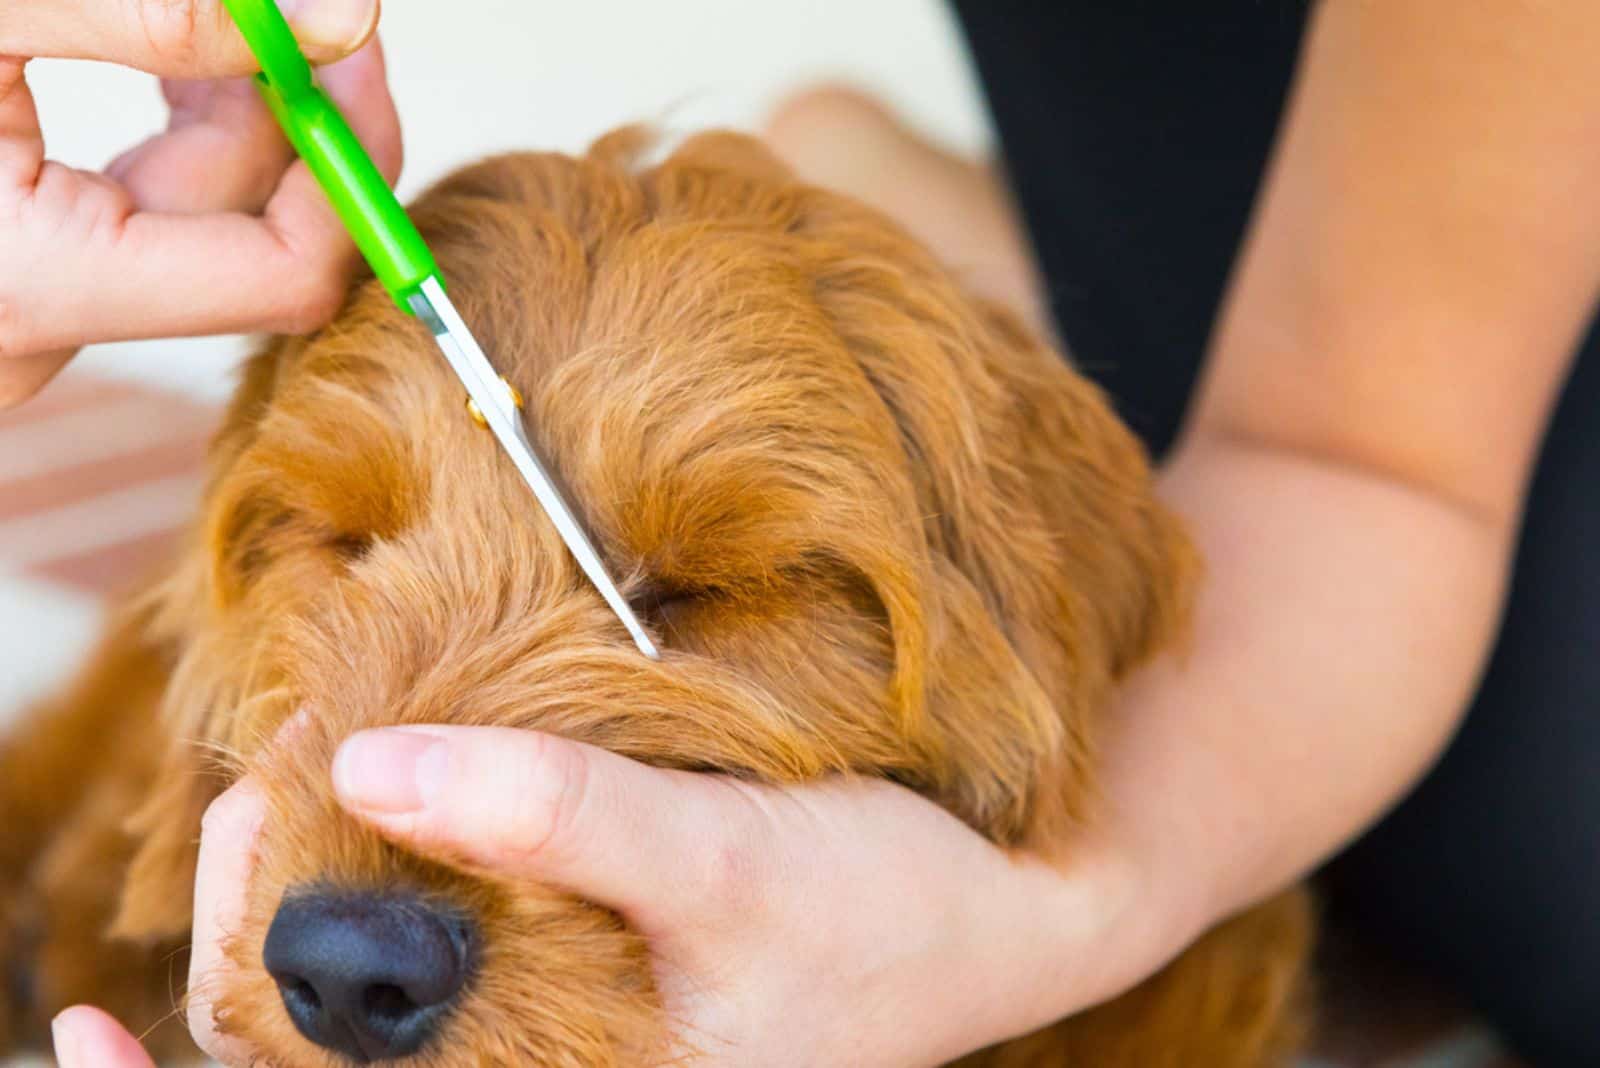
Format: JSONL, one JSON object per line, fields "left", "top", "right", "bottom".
{"left": 1046, "top": 824, "right": 1176, "bottom": 1004}
{"left": 1017, "top": 763, "right": 1234, "bottom": 1043}
{"left": 917, "top": 828, "right": 1159, "bottom": 1064}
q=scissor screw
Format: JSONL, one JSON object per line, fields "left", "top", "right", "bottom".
{"left": 467, "top": 377, "right": 524, "bottom": 428}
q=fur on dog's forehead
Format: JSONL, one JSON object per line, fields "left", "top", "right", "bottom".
{"left": 224, "top": 133, "right": 939, "bottom": 611}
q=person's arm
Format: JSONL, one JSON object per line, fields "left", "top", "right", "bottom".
{"left": 1077, "top": 0, "right": 1600, "bottom": 992}
{"left": 0, "top": 0, "right": 390, "bottom": 408}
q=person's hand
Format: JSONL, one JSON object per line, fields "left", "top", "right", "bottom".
{"left": 0, "top": 0, "right": 399, "bottom": 409}
{"left": 55, "top": 728, "right": 1191, "bottom": 1068}
{"left": 52, "top": 777, "right": 267, "bottom": 1068}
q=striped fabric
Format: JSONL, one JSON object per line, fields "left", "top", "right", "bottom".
{"left": 0, "top": 372, "right": 1525, "bottom": 1068}
{"left": 0, "top": 371, "right": 214, "bottom": 596}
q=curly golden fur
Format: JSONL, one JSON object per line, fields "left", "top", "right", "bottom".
{"left": 1, "top": 131, "right": 1310, "bottom": 1065}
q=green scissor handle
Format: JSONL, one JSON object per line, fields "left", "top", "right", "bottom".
{"left": 222, "top": 0, "right": 438, "bottom": 309}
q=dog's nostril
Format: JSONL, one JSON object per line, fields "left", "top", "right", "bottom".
{"left": 364, "top": 982, "right": 417, "bottom": 1025}
{"left": 283, "top": 976, "right": 323, "bottom": 1017}
{"left": 263, "top": 888, "right": 474, "bottom": 1064}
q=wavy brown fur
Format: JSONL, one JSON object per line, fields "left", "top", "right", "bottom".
{"left": 0, "top": 130, "right": 1310, "bottom": 1065}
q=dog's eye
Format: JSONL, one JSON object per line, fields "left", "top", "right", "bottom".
{"left": 630, "top": 582, "right": 711, "bottom": 628}
{"left": 326, "top": 531, "right": 375, "bottom": 565}
{"left": 220, "top": 500, "right": 375, "bottom": 596}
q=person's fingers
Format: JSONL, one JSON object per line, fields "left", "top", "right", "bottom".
{"left": 2, "top": 57, "right": 75, "bottom": 404}
{"left": 106, "top": 76, "right": 295, "bottom": 214}
{"left": 51, "top": 1006, "right": 157, "bottom": 1068}
{"left": 0, "top": 349, "right": 75, "bottom": 410}
{"left": 2, "top": 40, "right": 401, "bottom": 355}
{"left": 331, "top": 727, "right": 771, "bottom": 931}
{"left": 185, "top": 778, "right": 266, "bottom": 1064}
{"left": 2, "top": 0, "right": 379, "bottom": 77}
{"left": 0, "top": 57, "right": 45, "bottom": 192}
{"left": 107, "top": 38, "right": 401, "bottom": 334}
{"left": 107, "top": 30, "right": 401, "bottom": 217}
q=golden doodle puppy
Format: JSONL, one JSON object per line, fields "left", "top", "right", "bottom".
{"left": 0, "top": 131, "right": 1310, "bottom": 1066}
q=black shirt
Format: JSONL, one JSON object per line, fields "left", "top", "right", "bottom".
{"left": 951, "top": 3, "right": 1312, "bottom": 457}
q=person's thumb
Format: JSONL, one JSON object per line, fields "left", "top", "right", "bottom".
{"left": 51, "top": 1006, "right": 157, "bottom": 1068}
{"left": 331, "top": 726, "right": 774, "bottom": 930}
{"left": 7, "top": 0, "right": 378, "bottom": 77}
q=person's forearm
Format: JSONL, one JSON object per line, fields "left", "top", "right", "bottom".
{"left": 1095, "top": 432, "right": 1511, "bottom": 959}
{"left": 1083, "top": 0, "right": 1600, "bottom": 968}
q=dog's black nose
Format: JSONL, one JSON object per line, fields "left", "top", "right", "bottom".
{"left": 263, "top": 889, "right": 474, "bottom": 1064}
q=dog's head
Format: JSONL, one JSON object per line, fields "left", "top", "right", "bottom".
{"left": 114, "top": 131, "right": 1193, "bottom": 1065}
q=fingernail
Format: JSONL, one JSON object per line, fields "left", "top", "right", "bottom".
{"left": 51, "top": 1013, "right": 80, "bottom": 1066}
{"left": 333, "top": 729, "right": 449, "bottom": 814}
{"left": 279, "top": 0, "right": 379, "bottom": 54}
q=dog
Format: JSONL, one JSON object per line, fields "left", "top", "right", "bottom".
{"left": 0, "top": 130, "right": 1310, "bottom": 1066}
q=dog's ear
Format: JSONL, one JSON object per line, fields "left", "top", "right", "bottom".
{"left": 109, "top": 747, "right": 224, "bottom": 942}
{"left": 810, "top": 225, "right": 1197, "bottom": 843}
{"left": 110, "top": 345, "right": 291, "bottom": 942}
{"left": 961, "top": 304, "right": 1201, "bottom": 684}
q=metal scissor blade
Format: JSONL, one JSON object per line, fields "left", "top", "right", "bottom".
{"left": 408, "top": 276, "right": 660, "bottom": 660}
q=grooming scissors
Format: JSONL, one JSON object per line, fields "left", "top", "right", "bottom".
{"left": 222, "top": 0, "right": 659, "bottom": 659}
